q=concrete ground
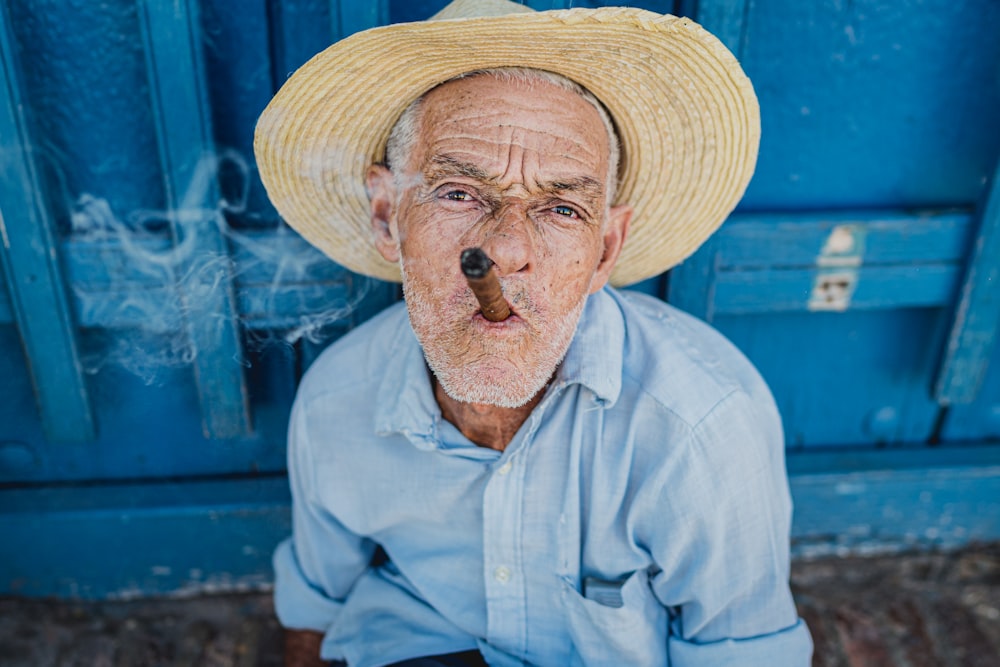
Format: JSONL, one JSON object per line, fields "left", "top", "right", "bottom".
{"left": 1, "top": 543, "right": 997, "bottom": 667}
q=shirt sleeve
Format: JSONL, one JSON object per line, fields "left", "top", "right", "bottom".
{"left": 273, "top": 394, "right": 376, "bottom": 637}
{"left": 643, "top": 389, "right": 813, "bottom": 666}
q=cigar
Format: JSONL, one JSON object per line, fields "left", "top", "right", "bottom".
{"left": 460, "top": 247, "right": 511, "bottom": 322}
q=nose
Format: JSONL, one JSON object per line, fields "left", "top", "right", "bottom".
{"left": 477, "top": 203, "right": 534, "bottom": 277}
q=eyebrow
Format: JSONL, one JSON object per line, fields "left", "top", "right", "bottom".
{"left": 427, "top": 155, "right": 491, "bottom": 182}
{"left": 427, "top": 155, "right": 606, "bottom": 200}
{"left": 545, "top": 176, "right": 605, "bottom": 201}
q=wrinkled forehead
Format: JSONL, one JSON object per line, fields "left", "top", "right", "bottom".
{"left": 413, "top": 74, "right": 611, "bottom": 169}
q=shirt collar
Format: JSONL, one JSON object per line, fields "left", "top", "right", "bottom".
{"left": 373, "top": 311, "right": 442, "bottom": 448}
{"left": 552, "top": 287, "right": 624, "bottom": 408}
{"left": 373, "top": 287, "right": 626, "bottom": 440}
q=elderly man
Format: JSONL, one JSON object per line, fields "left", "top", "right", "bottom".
{"left": 255, "top": 1, "right": 813, "bottom": 666}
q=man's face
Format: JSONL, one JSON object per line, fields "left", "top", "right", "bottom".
{"left": 368, "top": 74, "right": 631, "bottom": 407}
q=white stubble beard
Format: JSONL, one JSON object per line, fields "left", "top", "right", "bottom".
{"left": 400, "top": 255, "right": 588, "bottom": 408}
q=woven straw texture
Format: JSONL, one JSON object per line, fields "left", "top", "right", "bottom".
{"left": 254, "top": 2, "right": 760, "bottom": 286}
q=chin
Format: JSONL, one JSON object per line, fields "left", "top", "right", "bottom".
{"left": 431, "top": 358, "right": 553, "bottom": 408}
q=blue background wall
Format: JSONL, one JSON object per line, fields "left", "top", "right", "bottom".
{"left": 1, "top": 0, "right": 998, "bottom": 597}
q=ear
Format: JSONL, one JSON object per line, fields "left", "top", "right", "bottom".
{"left": 588, "top": 204, "right": 632, "bottom": 294}
{"left": 366, "top": 164, "right": 399, "bottom": 263}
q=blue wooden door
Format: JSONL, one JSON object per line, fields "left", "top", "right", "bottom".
{"left": 669, "top": 0, "right": 1000, "bottom": 448}
{"left": 1, "top": 0, "right": 997, "bottom": 597}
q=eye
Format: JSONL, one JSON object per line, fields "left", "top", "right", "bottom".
{"left": 552, "top": 205, "right": 579, "bottom": 218}
{"left": 442, "top": 189, "right": 474, "bottom": 202}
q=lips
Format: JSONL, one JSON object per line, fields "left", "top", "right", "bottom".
{"left": 473, "top": 310, "right": 522, "bottom": 325}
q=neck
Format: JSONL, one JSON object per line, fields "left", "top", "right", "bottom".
{"left": 433, "top": 377, "right": 548, "bottom": 452}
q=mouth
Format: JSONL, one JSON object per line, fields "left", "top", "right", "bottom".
{"left": 472, "top": 309, "right": 521, "bottom": 325}
{"left": 461, "top": 247, "right": 512, "bottom": 322}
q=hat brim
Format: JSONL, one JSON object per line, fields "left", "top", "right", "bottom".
{"left": 254, "top": 7, "right": 760, "bottom": 287}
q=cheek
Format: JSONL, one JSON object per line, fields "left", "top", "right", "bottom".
{"left": 399, "top": 233, "right": 465, "bottom": 290}
{"left": 535, "top": 228, "right": 604, "bottom": 277}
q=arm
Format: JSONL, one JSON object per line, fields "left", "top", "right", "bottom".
{"left": 644, "top": 390, "right": 813, "bottom": 665}
{"left": 274, "top": 395, "right": 376, "bottom": 664}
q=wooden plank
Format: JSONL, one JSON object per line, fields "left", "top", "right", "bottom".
{"left": 941, "top": 343, "right": 1000, "bottom": 441}
{"left": 933, "top": 160, "right": 1000, "bottom": 405}
{"left": 0, "top": 283, "right": 10, "bottom": 323}
{"left": 62, "top": 230, "right": 345, "bottom": 289}
{"left": 720, "top": 307, "right": 949, "bottom": 447}
{"left": 138, "top": 0, "right": 251, "bottom": 438}
{"left": 269, "top": 0, "right": 337, "bottom": 88}
{"left": 788, "top": 445, "right": 1000, "bottom": 557}
{"left": 224, "top": 229, "right": 348, "bottom": 285}
{"left": 716, "top": 211, "right": 972, "bottom": 270}
{"left": 0, "top": 477, "right": 290, "bottom": 598}
{"left": 679, "top": 0, "right": 750, "bottom": 54}
{"left": 667, "top": 237, "right": 718, "bottom": 321}
{"left": 524, "top": 1, "right": 574, "bottom": 10}
{"left": 0, "top": 4, "right": 94, "bottom": 442}
{"left": 675, "top": 210, "right": 971, "bottom": 315}
{"left": 713, "top": 264, "right": 960, "bottom": 315}
{"left": 331, "top": 0, "right": 388, "bottom": 39}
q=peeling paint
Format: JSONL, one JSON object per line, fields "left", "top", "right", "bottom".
{"left": 834, "top": 481, "right": 867, "bottom": 495}
{"left": 809, "top": 224, "right": 866, "bottom": 311}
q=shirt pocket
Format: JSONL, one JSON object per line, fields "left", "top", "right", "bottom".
{"left": 562, "top": 568, "right": 669, "bottom": 666}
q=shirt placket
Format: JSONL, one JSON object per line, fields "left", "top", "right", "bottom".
{"left": 482, "top": 416, "right": 541, "bottom": 658}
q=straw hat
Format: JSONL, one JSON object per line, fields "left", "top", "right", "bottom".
{"left": 254, "top": 0, "right": 759, "bottom": 286}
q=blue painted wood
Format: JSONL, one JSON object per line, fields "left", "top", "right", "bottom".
{"left": 678, "top": 0, "right": 748, "bottom": 53}
{"left": 269, "top": 0, "right": 337, "bottom": 86}
{"left": 200, "top": 0, "right": 276, "bottom": 227}
{"left": 0, "top": 3, "right": 94, "bottom": 442}
{"left": 942, "top": 343, "right": 1000, "bottom": 441}
{"left": 333, "top": 0, "right": 389, "bottom": 38}
{"left": 788, "top": 445, "right": 1000, "bottom": 557}
{"left": 934, "top": 159, "right": 1000, "bottom": 405}
{"left": 0, "top": 290, "right": 9, "bottom": 322}
{"left": 716, "top": 211, "right": 972, "bottom": 269}
{"left": 0, "top": 337, "right": 293, "bottom": 484}
{"left": 713, "top": 264, "right": 960, "bottom": 315}
{"left": 6, "top": 1, "right": 166, "bottom": 221}
{"left": 718, "top": 308, "right": 951, "bottom": 447}
{"left": 666, "top": 237, "right": 718, "bottom": 321}
{"left": 737, "top": 0, "right": 1000, "bottom": 211}
{"left": 712, "top": 210, "right": 972, "bottom": 314}
{"left": 53, "top": 230, "right": 372, "bottom": 331}
{"left": 390, "top": 0, "right": 677, "bottom": 22}
{"left": 138, "top": 0, "right": 251, "bottom": 439}
{"left": 0, "top": 477, "right": 291, "bottom": 598}
{"left": 525, "top": 1, "right": 573, "bottom": 10}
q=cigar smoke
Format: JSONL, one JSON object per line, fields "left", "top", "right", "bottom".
{"left": 460, "top": 248, "right": 511, "bottom": 322}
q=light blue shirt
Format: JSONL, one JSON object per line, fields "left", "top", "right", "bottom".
{"left": 273, "top": 287, "right": 813, "bottom": 666}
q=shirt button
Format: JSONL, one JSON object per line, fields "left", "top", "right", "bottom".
{"left": 494, "top": 566, "right": 511, "bottom": 583}
{"left": 497, "top": 461, "right": 513, "bottom": 476}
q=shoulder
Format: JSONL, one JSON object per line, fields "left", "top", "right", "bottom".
{"left": 604, "top": 293, "right": 789, "bottom": 535}
{"left": 289, "top": 301, "right": 412, "bottom": 465}
{"left": 608, "top": 288, "right": 778, "bottom": 434}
